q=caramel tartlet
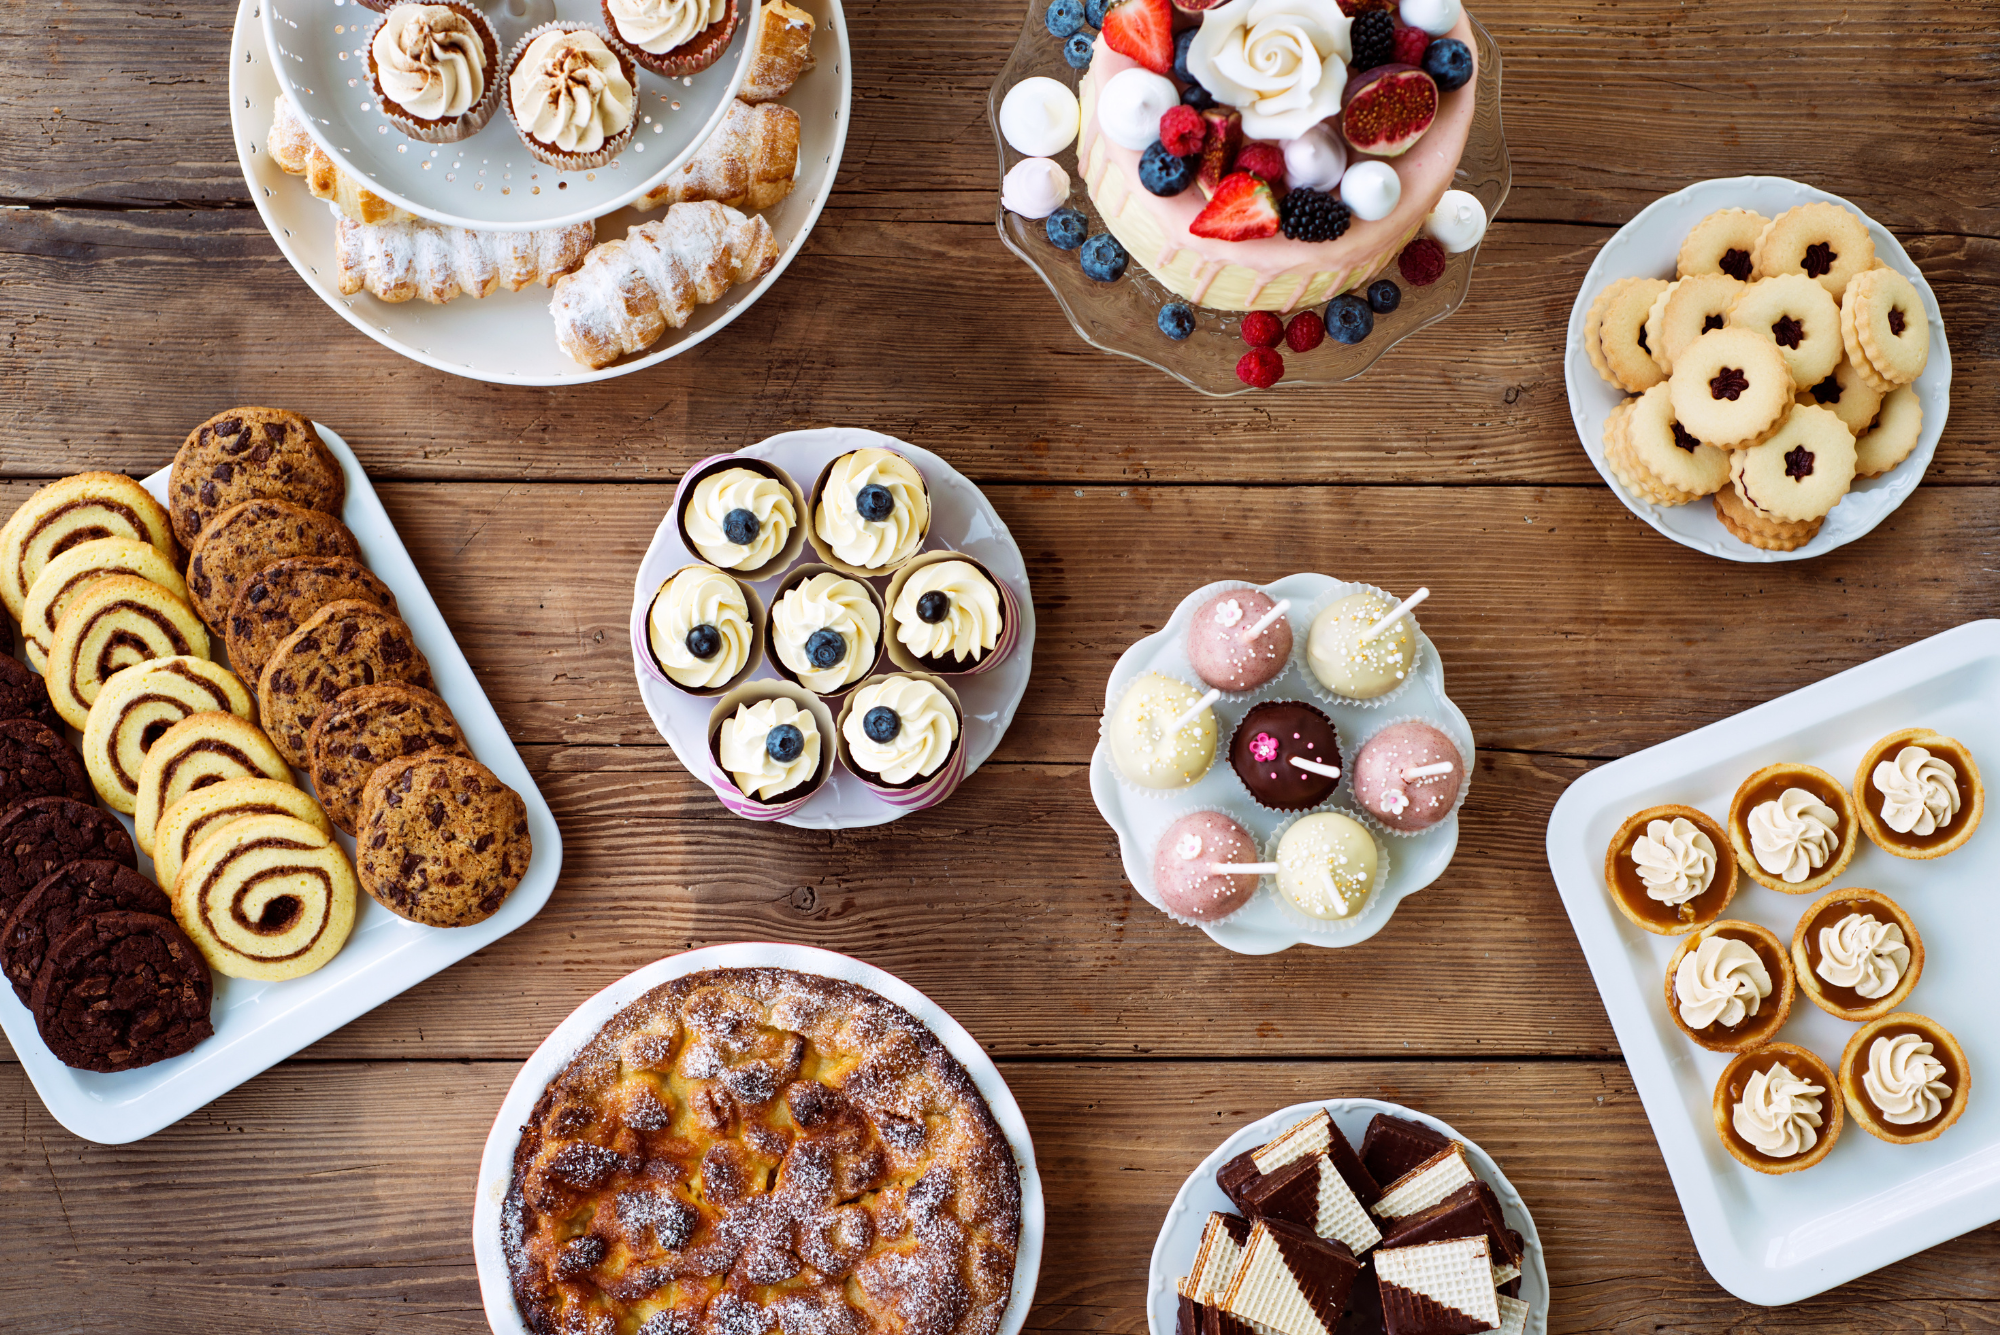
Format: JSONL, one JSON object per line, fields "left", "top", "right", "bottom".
{"left": 1663, "top": 920, "right": 1794, "bottom": 1052}
{"left": 1852, "top": 727, "right": 1984, "bottom": 860}
{"left": 1839, "top": 1013, "right": 1970, "bottom": 1145}
{"left": 1790, "top": 886, "right": 1923, "bottom": 1022}
{"left": 1728, "top": 763, "right": 1858, "bottom": 894}
{"left": 1712, "top": 1042, "right": 1842, "bottom": 1175}
{"left": 1604, "top": 804, "right": 1736, "bottom": 935}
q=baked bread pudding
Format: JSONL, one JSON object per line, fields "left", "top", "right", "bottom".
{"left": 504, "top": 967, "right": 1022, "bottom": 1334}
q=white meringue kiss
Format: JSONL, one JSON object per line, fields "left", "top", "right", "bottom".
{"left": 1399, "top": 0, "right": 1462, "bottom": 37}
{"left": 1423, "top": 188, "right": 1487, "bottom": 252}
{"left": 1098, "top": 67, "right": 1180, "bottom": 152}
{"left": 1281, "top": 123, "right": 1347, "bottom": 192}
{"left": 1002, "top": 157, "right": 1072, "bottom": 219}
{"left": 1339, "top": 159, "right": 1400, "bottom": 221}
{"left": 1000, "top": 76, "right": 1080, "bottom": 157}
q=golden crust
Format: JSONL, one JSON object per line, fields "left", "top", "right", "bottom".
{"left": 1603, "top": 804, "right": 1736, "bottom": 936}
{"left": 1663, "top": 919, "right": 1792, "bottom": 1053}
{"left": 1839, "top": 1013, "right": 1971, "bottom": 1146}
{"left": 1727, "top": 763, "right": 1857, "bottom": 893}
{"left": 1788, "top": 886, "right": 1923, "bottom": 1022}
{"left": 1712, "top": 1042, "right": 1842, "bottom": 1175}
{"left": 1852, "top": 727, "right": 1984, "bottom": 859}
{"left": 1712, "top": 484, "right": 1819, "bottom": 551}
{"left": 504, "top": 966, "right": 1021, "bottom": 1335}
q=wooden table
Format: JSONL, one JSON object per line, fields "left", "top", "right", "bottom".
{"left": 4, "top": 0, "right": 1998, "bottom": 1329}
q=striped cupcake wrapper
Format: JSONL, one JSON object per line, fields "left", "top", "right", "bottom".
{"left": 883, "top": 552, "right": 1022, "bottom": 677}
{"left": 708, "top": 755, "right": 818, "bottom": 821}
{"left": 857, "top": 734, "right": 967, "bottom": 811}
{"left": 956, "top": 573, "right": 1022, "bottom": 677}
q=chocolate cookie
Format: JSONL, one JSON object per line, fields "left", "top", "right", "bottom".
{"left": 256, "top": 600, "right": 434, "bottom": 768}
{"left": 185, "top": 498, "right": 361, "bottom": 631}
{"left": 356, "top": 751, "right": 531, "bottom": 928}
{"left": 168, "top": 407, "right": 346, "bottom": 550}
{"left": 0, "top": 797, "right": 136, "bottom": 922}
{"left": 0, "top": 718, "right": 92, "bottom": 812}
{"left": 225, "top": 555, "right": 398, "bottom": 686}
{"left": 308, "top": 684, "right": 469, "bottom": 834}
{"left": 30, "top": 910, "right": 213, "bottom": 1073}
{"left": 0, "top": 653, "right": 62, "bottom": 731}
{"left": 2, "top": 859, "right": 171, "bottom": 1002}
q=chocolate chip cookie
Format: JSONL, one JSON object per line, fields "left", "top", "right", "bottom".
{"left": 356, "top": 751, "right": 531, "bottom": 928}
{"left": 257, "top": 600, "right": 434, "bottom": 768}
{"left": 168, "top": 407, "right": 346, "bottom": 550}
{"left": 0, "top": 718, "right": 93, "bottom": 812}
{"left": 0, "top": 796, "right": 136, "bottom": 922}
{"left": 225, "top": 555, "right": 398, "bottom": 686}
{"left": 185, "top": 498, "right": 362, "bottom": 631}
{"left": 30, "top": 910, "right": 213, "bottom": 1072}
{"left": 308, "top": 684, "right": 469, "bottom": 835}
{"left": 0, "top": 654, "right": 62, "bottom": 731}
{"left": 2, "top": 859, "right": 171, "bottom": 1002}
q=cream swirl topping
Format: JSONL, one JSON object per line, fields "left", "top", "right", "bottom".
{"left": 684, "top": 467, "right": 795, "bottom": 571}
{"left": 718, "top": 696, "right": 820, "bottom": 800}
{"left": 842, "top": 676, "right": 958, "bottom": 785}
{"left": 374, "top": 5, "right": 487, "bottom": 121}
{"left": 1674, "top": 935, "right": 1771, "bottom": 1030}
{"left": 1631, "top": 816, "right": 1717, "bottom": 906}
{"left": 648, "top": 564, "right": 752, "bottom": 689}
{"left": 1747, "top": 787, "right": 1838, "bottom": 883}
{"left": 1816, "top": 912, "right": 1908, "bottom": 999}
{"left": 606, "top": 0, "right": 725, "bottom": 54}
{"left": 509, "top": 29, "right": 635, "bottom": 154}
{"left": 893, "top": 560, "right": 1001, "bottom": 665}
{"left": 1731, "top": 1063, "right": 1824, "bottom": 1159}
{"left": 1872, "top": 745, "right": 1960, "bottom": 836}
{"left": 1185, "top": 0, "right": 1353, "bottom": 141}
{"left": 1863, "top": 1033, "right": 1951, "bottom": 1126}
{"left": 772, "top": 573, "right": 880, "bottom": 693}
{"left": 814, "top": 449, "right": 928, "bottom": 570}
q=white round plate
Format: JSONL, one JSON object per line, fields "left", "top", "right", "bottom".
{"left": 228, "top": 0, "right": 851, "bottom": 383}
{"left": 1090, "top": 574, "right": 1473, "bottom": 955}
{"left": 1564, "top": 175, "right": 1952, "bottom": 563}
{"left": 632, "top": 429, "right": 1037, "bottom": 830}
{"left": 1147, "top": 1098, "right": 1549, "bottom": 1335}
{"left": 266, "top": 0, "right": 759, "bottom": 230}
{"left": 472, "top": 942, "right": 1045, "bottom": 1335}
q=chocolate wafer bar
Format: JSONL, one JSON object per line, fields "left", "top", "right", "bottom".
{"left": 1372, "top": 1144, "right": 1478, "bottom": 1220}
{"left": 1495, "top": 1294, "right": 1529, "bottom": 1335}
{"left": 1252, "top": 1108, "right": 1384, "bottom": 1207}
{"left": 1242, "top": 1152, "right": 1383, "bottom": 1256}
{"left": 1374, "top": 1236, "right": 1499, "bottom": 1335}
{"left": 1378, "top": 1182, "right": 1521, "bottom": 1270}
{"left": 1222, "top": 1218, "right": 1363, "bottom": 1335}
{"left": 1361, "top": 1114, "right": 1451, "bottom": 1185}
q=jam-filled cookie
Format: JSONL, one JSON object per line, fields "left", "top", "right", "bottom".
{"left": 1603, "top": 400, "right": 1690, "bottom": 506}
{"left": 1727, "top": 275, "right": 1843, "bottom": 389}
{"left": 1713, "top": 482, "right": 1820, "bottom": 552}
{"left": 1587, "top": 277, "right": 1671, "bottom": 392}
{"left": 1624, "top": 383, "right": 1731, "bottom": 501}
{"left": 257, "top": 600, "right": 435, "bottom": 768}
{"left": 1753, "top": 202, "right": 1875, "bottom": 300}
{"left": 1669, "top": 326, "right": 1793, "bottom": 447}
{"left": 1795, "top": 357, "right": 1884, "bottom": 438}
{"left": 185, "top": 498, "right": 362, "bottom": 631}
{"left": 168, "top": 407, "right": 346, "bottom": 550}
{"left": 355, "top": 751, "right": 532, "bottom": 928}
{"left": 1678, "top": 207, "right": 1765, "bottom": 282}
{"left": 1842, "top": 266, "right": 1929, "bottom": 388}
{"left": 1651, "top": 273, "right": 1743, "bottom": 375}
{"left": 1854, "top": 386, "right": 1923, "bottom": 479}
{"left": 1729, "top": 405, "right": 1856, "bottom": 525}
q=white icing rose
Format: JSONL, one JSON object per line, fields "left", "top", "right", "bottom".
{"left": 718, "top": 695, "right": 819, "bottom": 800}
{"left": 1630, "top": 816, "right": 1716, "bottom": 907}
{"left": 1816, "top": 912, "right": 1908, "bottom": 1000}
{"left": 374, "top": 5, "right": 487, "bottom": 122}
{"left": 1863, "top": 1033, "right": 1951, "bottom": 1126}
{"left": 1674, "top": 935, "right": 1770, "bottom": 1030}
{"left": 1872, "top": 745, "right": 1960, "bottom": 837}
{"left": 684, "top": 467, "right": 795, "bottom": 571}
{"left": 772, "top": 572, "right": 881, "bottom": 694}
{"left": 1747, "top": 787, "right": 1838, "bottom": 883}
{"left": 843, "top": 676, "right": 959, "bottom": 785}
{"left": 1186, "top": 0, "right": 1353, "bottom": 141}
{"left": 606, "top": 0, "right": 725, "bottom": 55}
{"left": 1732, "top": 1063, "right": 1823, "bottom": 1159}
{"left": 648, "top": 564, "right": 752, "bottom": 689}
{"left": 509, "top": 29, "right": 635, "bottom": 155}
{"left": 893, "top": 560, "right": 1001, "bottom": 666}
{"left": 813, "top": 449, "right": 928, "bottom": 571}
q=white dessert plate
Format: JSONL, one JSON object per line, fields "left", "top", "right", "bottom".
{"left": 1146, "top": 1098, "right": 1551, "bottom": 1335}
{"left": 1563, "top": 175, "right": 1952, "bottom": 563}
{"left": 0, "top": 426, "right": 563, "bottom": 1144}
{"left": 1546, "top": 618, "right": 2000, "bottom": 1305}
{"left": 228, "top": 0, "right": 851, "bottom": 383}
{"left": 631, "top": 429, "right": 1036, "bottom": 830}
{"left": 265, "top": 0, "right": 760, "bottom": 230}
{"left": 1090, "top": 574, "right": 1473, "bottom": 955}
{"left": 471, "top": 941, "right": 1044, "bottom": 1335}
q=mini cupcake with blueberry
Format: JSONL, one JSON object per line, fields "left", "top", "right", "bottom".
{"left": 602, "top": 0, "right": 739, "bottom": 77}
{"left": 706, "top": 681, "right": 837, "bottom": 820}
{"left": 882, "top": 550, "right": 1020, "bottom": 676}
{"left": 836, "top": 671, "right": 966, "bottom": 809}
{"left": 808, "top": 445, "right": 931, "bottom": 579}
{"left": 637, "top": 562, "right": 764, "bottom": 697}
{"left": 674, "top": 453, "right": 808, "bottom": 581}
{"left": 368, "top": 1, "right": 504, "bottom": 144}
{"left": 766, "top": 565, "right": 885, "bottom": 699}
{"left": 505, "top": 21, "right": 637, "bottom": 171}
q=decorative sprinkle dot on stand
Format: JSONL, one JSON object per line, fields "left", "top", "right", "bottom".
{"left": 502, "top": 187, "right": 510, "bottom": 195}
{"left": 397, "top": 144, "right": 406, "bottom": 153}
{"left": 531, "top": 186, "right": 540, "bottom": 194}
{"left": 681, "top": 76, "right": 692, "bottom": 86}
{"left": 346, "top": 77, "right": 356, "bottom": 87}
{"left": 446, "top": 172, "right": 454, "bottom": 180}
{"left": 377, "top": 125, "right": 387, "bottom": 133}
{"left": 333, "top": 23, "right": 344, "bottom": 32}
{"left": 586, "top": 172, "right": 596, "bottom": 181}
{"left": 474, "top": 182, "right": 483, "bottom": 190}
{"left": 422, "top": 160, "right": 431, "bottom": 169}
{"left": 338, "top": 50, "right": 347, "bottom": 59}
{"left": 670, "top": 100, "right": 681, "bottom": 111}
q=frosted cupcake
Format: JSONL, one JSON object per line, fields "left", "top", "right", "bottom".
{"left": 603, "top": 0, "right": 739, "bottom": 76}
{"left": 706, "top": 681, "right": 836, "bottom": 820}
{"left": 368, "top": 2, "right": 502, "bottom": 144}
{"left": 883, "top": 551, "right": 1018, "bottom": 676}
{"left": 808, "top": 447, "right": 931, "bottom": 577}
{"left": 674, "top": 455, "right": 807, "bottom": 580}
{"left": 837, "top": 672, "right": 965, "bottom": 806}
{"left": 506, "top": 24, "right": 637, "bottom": 170}
{"left": 642, "top": 563, "right": 762, "bottom": 696}
{"left": 767, "top": 567, "right": 883, "bottom": 698}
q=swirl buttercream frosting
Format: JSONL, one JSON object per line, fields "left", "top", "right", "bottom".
{"left": 1631, "top": 816, "right": 1717, "bottom": 906}
{"left": 892, "top": 560, "right": 1001, "bottom": 666}
{"left": 1747, "top": 787, "right": 1838, "bottom": 883}
{"left": 813, "top": 449, "right": 928, "bottom": 571}
{"left": 649, "top": 565, "right": 754, "bottom": 690}
{"left": 1816, "top": 912, "right": 1908, "bottom": 999}
{"left": 374, "top": 4, "right": 488, "bottom": 122}
{"left": 1872, "top": 745, "right": 1960, "bottom": 836}
{"left": 1675, "top": 935, "right": 1771, "bottom": 1030}
{"left": 1863, "top": 1033, "right": 1951, "bottom": 1125}
{"left": 684, "top": 467, "right": 797, "bottom": 572}
{"left": 842, "top": 676, "right": 959, "bottom": 785}
{"left": 772, "top": 573, "right": 880, "bottom": 694}
{"left": 1732, "top": 1062, "right": 1824, "bottom": 1158}
{"left": 509, "top": 28, "right": 635, "bottom": 156}
{"left": 1185, "top": 0, "right": 1353, "bottom": 140}
{"left": 718, "top": 696, "right": 822, "bottom": 800}
{"left": 606, "top": 0, "right": 725, "bottom": 54}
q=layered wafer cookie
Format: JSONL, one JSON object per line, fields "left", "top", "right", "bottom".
{"left": 1375, "top": 1235, "right": 1499, "bottom": 1335}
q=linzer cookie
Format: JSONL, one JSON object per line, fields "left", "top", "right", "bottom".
{"left": 44, "top": 573, "right": 212, "bottom": 730}
{"left": 185, "top": 497, "right": 362, "bottom": 630}
{"left": 0, "top": 797, "right": 136, "bottom": 923}
{"left": 1753, "top": 201, "right": 1874, "bottom": 300}
{"left": 0, "top": 654, "right": 62, "bottom": 731}
{"left": 1676, "top": 207, "right": 1764, "bottom": 282}
{"left": 0, "top": 471, "right": 177, "bottom": 624}
{"left": 256, "top": 600, "right": 435, "bottom": 768}
{"left": 0, "top": 718, "right": 93, "bottom": 811}
{"left": 1727, "top": 274, "right": 1843, "bottom": 389}
{"left": 172, "top": 812, "right": 357, "bottom": 980}
{"left": 168, "top": 407, "right": 346, "bottom": 549}
{"left": 1373, "top": 1235, "right": 1498, "bottom": 1335}
{"left": 1585, "top": 277, "right": 1669, "bottom": 392}
{"left": 29, "top": 909, "right": 213, "bottom": 1073}
{"left": 1712, "top": 483, "right": 1820, "bottom": 553}
{"left": 1667, "top": 326, "right": 1792, "bottom": 448}
{"left": 0, "top": 859, "right": 171, "bottom": 1003}
{"left": 1796, "top": 358, "right": 1884, "bottom": 439}
{"left": 80, "top": 656, "right": 255, "bottom": 814}
{"left": 307, "top": 683, "right": 470, "bottom": 834}
{"left": 1728, "top": 404, "right": 1856, "bottom": 525}
{"left": 225, "top": 555, "right": 399, "bottom": 686}
{"left": 1650, "top": 273, "right": 1743, "bottom": 374}
{"left": 132, "top": 711, "right": 292, "bottom": 857}
{"left": 1622, "top": 384, "right": 1730, "bottom": 502}
{"left": 354, "top": 751, "right": 530, "bottom": 928}
{"left": 1841, "top": 265, "right": 1929, "bottom": 388}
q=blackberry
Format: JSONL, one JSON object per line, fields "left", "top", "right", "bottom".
{"left": 1277, "top": 189, "right": 1351, "bottom": 243}
{"left": 1350, "top": 11, "right": 1395, "bottom": 71}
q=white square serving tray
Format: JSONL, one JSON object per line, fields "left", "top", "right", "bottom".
{"left": 1546, "top": 619, "right": 2000, "bottom": 1305}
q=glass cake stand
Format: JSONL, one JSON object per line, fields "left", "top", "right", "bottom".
{"left": 988, "top": 9, "right": 1510, "bottom": 397}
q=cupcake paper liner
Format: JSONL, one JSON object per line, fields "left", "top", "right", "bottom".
{"left": 368, "top": 0, "right": 505, "bottom": 145}
{"left": 1294, "top": 580, "right": 1424, "bottom": 713}
{"left": 1262, "top": 810, "right": 1393, "bottom": 940}
{"left": 704, "top": 679, "right": 838, "bottom": 821}
{"left": 604, "top": 0, "right": 741, "bottom": 77}
{"left": 1348, "top": 712, "right": 1473, "bottom": 839}
{"left": 632, "top": 563, "right": 766, "bottom": 698}
{"left": 504, "top": 20, "right": 639, "bottom": 171}
{"left": 834, "top": 671, "right": 967, "bottom": 810}
{"left": 1098, "top": 670, "right": 1220, "bottom": 801}
{"left": 672, "top": 453, "right": 809, "bottom": 582}
{"left": 1175, "top": 581, "right": 1298, "bottom": 704}
{"left": 1143, "top": 798, "right": 1265, "bottom": 930}
{"left": 882, "top": 549, "right": 1021, "bottom": 678}
{"left": 763, "top": 562, "right": 887, "bottom": 702}
{"left": 805, "top": 447, "right": 933, "bottom": 580}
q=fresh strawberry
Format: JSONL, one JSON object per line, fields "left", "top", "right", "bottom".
{"left": 1190, "top": 172, "right": 1280, "bottom": 241}
{"left": 1393, "top": 24, "right": 1431, "bottom": 66}
{"left": 1235, "top": 141, "right": 1287, "bottom": 184}
{"left": 1158, "top": 104, "right": 1206, "bottom": 157}
{"left": 1101, "top": 0, "right": 1175, "bottom": 75}
{"left": 1197, "top": 109, "right": 1242, "bottom": 194}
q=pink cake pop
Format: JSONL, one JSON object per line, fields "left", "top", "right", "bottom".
{"left": 1187, "top": 589, "right": 1292, "bottom": 692}
{"left": 1352, "top": 721, "right": 1466, "bottom": 833}
{"left": 1152, "top": 812, "right": 1261, "bottom": 921}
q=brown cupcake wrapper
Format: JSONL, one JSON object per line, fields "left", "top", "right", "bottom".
{"left": 368, "top": 0, "right": 504, "bottom": 145}
{"left": 504, "top": 20, "right": 639, "bottom": 170}
{"left": 605, "top": 0, "right": 741, "bottom": 76}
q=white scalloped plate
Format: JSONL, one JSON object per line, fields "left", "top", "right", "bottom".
{"left": 1564, "top": 175, "right": 1951, "bottom": 562}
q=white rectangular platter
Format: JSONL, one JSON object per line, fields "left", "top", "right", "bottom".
{"left": 1546, "top": 619, "right": 2000, "bottom": 1305}
{"left": 0, "top": 426, "right": 563, "bottom": 1143}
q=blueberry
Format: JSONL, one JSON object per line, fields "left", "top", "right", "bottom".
{"left": 721, "top": 507, "right": 760, "bottom": 546}
{"left": 1172, "top": 27, "right": 1198, "bottom": 83}
{"left": 804, "top": 628, "right": 846, "bottom": 669}
{"left": 1325, "top": 294, "right": 1374, "bottom": 344}
{"left": 1178, "top": 82, "right": 1216, "bottom": 111}
{"left": 765, "top": 723, "right": 806, "bottom": 764}
{"left": 1045, "top": 208, "right": 1088, "bottom": 251}
{"left": 916, "top": 591, "right": 951, "bottom": 624}
{"left": 863, "top": 706, "right": 901, "bottom": 744}
{"left": 1157, "top": 302, "right": 1196, "bottom": 341}
{"left": 1045, "top": 0, "right": 1085, "bottom": 38}
{"left": 1079, "top": 232, "right": 1129, "bottom": 282}
{"left": 1063, "top": 32, "right": 1093, "bottom": 69}
{"left": 1138, "top": 141, "right": 1195, "bottom": 197}
{"left": 855, "top": 483, "right": 895, "bottom": 522}
{"left": 1367, "top": 279, "right": 1401, "bottom": 314}
{"left": 1423, "top": 38, "right": 1473, "bottom": 92}
{"left": 1085, "top": 0, "right": 1112, "bottom": 26}
{"left": 685, "top": 623, "right": 722, "bottom": 659}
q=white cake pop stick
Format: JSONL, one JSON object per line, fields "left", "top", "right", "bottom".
{"left": 1237, "top": 599, "right": 1291, "bottom": 644}
{"left": 1359, "top": 587, "right": 1430, "bottom": 643}
{"left": 1210, "top": 862, "right": 1281, "bottom": 875}
{"left": 1403, "top": 761, "right": 1455, "bottom": 779}
{"left": 1288, "top": 756, "right": 1342, "bottom": 780}
{"left": 1167, "top": 688, "right": 1221, "bottom": 733}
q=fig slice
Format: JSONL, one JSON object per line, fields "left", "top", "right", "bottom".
{"left": 1340, "top": 64, "right": 1439, "bottom": 157}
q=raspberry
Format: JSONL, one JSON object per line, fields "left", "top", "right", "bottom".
{"left": 1240, "top": 310, "right": 1284, "bottom": 348}
{"left": 1158, "top": 104, "right": 1205, "bottom": 157}
{"left": 1397, "top": 237, "right": 1448, "bottom": 286}
{"left": 1235, "top": 141, "right": 1287, "bottom": 183}
{"left": 1285, "top": 310, "right": 1326, "bottom": 353}
{"left": 1236, "top": 347, "right": 1284, "bottom": 389}
{"left": 1393, "top": 25, "right": 1431, "bottom": 66}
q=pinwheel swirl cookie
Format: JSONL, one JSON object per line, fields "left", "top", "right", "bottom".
{"left": 133, "top": 711, "right": 292, "bottom": 858}
{"left": 171, "top": 813, "right": 357, "bottom": 981}
{"left": 44, "top": 574, "right": 211, "bottom": 731}
{"left": 0, "top": 471, "right": 176, "bottom": 625}
{"left": 81, "top": 656, "right": 255, "bottom": 814}
{"left": 18, "top": 536, "right": 188, "bottom": 672}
